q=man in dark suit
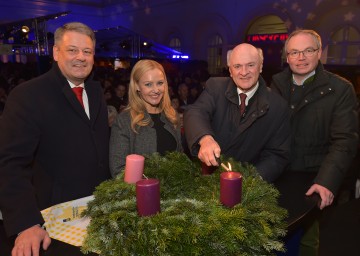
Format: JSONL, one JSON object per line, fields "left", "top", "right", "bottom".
{"left": 0, "top": 22, "right": 111, "bottom": 255}
{"left": 184, "top": 43, "right": 291, "bottom": 182}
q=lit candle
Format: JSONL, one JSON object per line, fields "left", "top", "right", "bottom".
{"left": 136, "top": 179, "right": 160, "bottom": 216}
{"left": 220, "top": 165, "right": 242, "bottom": 207}
{"left": 124, "top": 154, "right": 145, "bottom": 184}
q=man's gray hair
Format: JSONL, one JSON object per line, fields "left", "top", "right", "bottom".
{"left": 257, "top": 47, "right": 264, "bottom": 64}
{"left": 54, "top": 22, "right": 96, "bottom": 47}
{"left": 284, "top": 29, "right": 322, "bottom": 53}
{"left": 227, "top": 47, "right": 264, "bottom": 66}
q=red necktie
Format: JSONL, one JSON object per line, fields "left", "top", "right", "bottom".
{"left": 72, "top": 87, "right": 84, "bottom": 108}
{"left": 239, "top": 93, "right": 247, "bottom": 116}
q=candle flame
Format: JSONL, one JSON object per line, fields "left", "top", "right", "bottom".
{"left": 221, "top": 162, "right": 232, "bottom": 172}
{"left": 221, "top": 163, "right": 230, "bottom": 171}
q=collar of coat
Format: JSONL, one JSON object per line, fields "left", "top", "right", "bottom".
{"left": 272, "top": 61, "right": 333, "bottom": 98}
{"left": 225, "top": 75, "right": 270, "bottom": 117}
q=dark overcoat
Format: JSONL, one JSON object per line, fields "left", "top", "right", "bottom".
{"left": 0, "top": 63, "right": 111, "bottom": 237}
{"left": 184, "top": 76, "right": 291, "bottom": 182}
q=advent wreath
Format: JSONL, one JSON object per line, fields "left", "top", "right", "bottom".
{"left": 81, "top": 152, "right": 287, "bottom": 256}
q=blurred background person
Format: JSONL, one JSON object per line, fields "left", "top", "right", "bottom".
{"left": 170, "top": 95, "right": 181, "bottom": 112}
{"left": 0, "top": 86, "right": 7, "bottom": 115}
{"left": 107, "top": 82, "right": 128, "bottom": 113}
{"left": 177, "top": 82, "right": 193, "bottom": 111}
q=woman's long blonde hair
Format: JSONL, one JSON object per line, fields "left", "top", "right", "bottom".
{"left": 127, "top": 59, "right": 178, "bottom": 132}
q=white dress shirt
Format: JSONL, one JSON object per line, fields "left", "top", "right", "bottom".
{"left": 68, "top": 81, "right": 90, "bottom": 119}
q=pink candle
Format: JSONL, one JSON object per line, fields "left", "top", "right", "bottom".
{"left": 124, "top": 154, "right": 145, "bottom": 184}
{"left": 136, "top": 179, "right": 160, "bottom": 216}
{"left": 201, "top": 162, "right": 217, "bottom": 175}
{"left": 220, "top": 172, "right": 242, "bottom": 207}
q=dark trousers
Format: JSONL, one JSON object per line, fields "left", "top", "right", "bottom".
{"left": 0, "top": 221, "right": 13, "bottom": 256}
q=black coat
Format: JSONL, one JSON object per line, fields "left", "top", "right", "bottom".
{"left": 184, "top": 76, "right": 291, "bottom": 182}
{"left": 271, "top": 62, "right": 359, "bottom": 194}
{"left": 0, "top": 63, "right": 111, "bottom": 236}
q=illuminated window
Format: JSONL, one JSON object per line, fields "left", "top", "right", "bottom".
{"left": 247, "top": 15, "right": 287, "bottom": 35}
{"left": 207, "top": 34, "right": 223, "bottom": 75}
{"left": 327, "top": 26, "right": 360, "bottom": 65}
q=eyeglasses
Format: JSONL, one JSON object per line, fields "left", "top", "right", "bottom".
{"left": 287, "top": 48, "right": 319, "bottom": 59}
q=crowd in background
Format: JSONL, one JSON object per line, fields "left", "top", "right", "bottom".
{"left": 1, "top": 60, "right": 359, "bottom": 116}
{"left": 1, "top": 58, "right": 358, "bottom": 180}
{"left": 0, "top": 59, "right": 359, "bottom": 130}
{"left": 2, "top": 59, "right": 358, "bottom": 160}
{"left": 0, "top": 62, "right": 37, "bottom": 114}
{"left": 0, "top": 59, "right": 211, "bottom": 118}
{"left": 0, "top": 60, "right": 209, "bottom": 158}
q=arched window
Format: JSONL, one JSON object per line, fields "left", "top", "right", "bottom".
{"left": 247, "top": 15, "right": 287, "bottom": 35}
{"left": 327, "top": 25, "right": 360, "bottom": 65}
{"left": 207, "top": 34, "right": 223, "bottom": 75}
{"left": 246, "top": 15, "right": 288, "bottom": 77}
{"left": 169, "top": 37, "right": 181, "bottom": 53}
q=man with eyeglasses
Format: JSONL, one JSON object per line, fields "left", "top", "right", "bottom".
{"left": 0, "top": 22, "right": 110, "bottom": 255}
{"left": 271, "top": 29, "right": 358, "bottom": 255}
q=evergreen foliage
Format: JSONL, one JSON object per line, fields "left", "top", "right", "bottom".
{"left": 81, "top": 152, "right": 287, "bottom": 255}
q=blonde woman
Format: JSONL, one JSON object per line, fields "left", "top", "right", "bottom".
{"left": 109, "top": 59, "right": 182, "bottom": 177}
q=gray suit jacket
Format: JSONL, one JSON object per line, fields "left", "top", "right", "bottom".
{"left": 109, "top": 110, "right": 182, "bottom": 177}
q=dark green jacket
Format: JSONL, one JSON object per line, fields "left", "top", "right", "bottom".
{"left": 271, "top": 62, "right": 358, "bottom": 194}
